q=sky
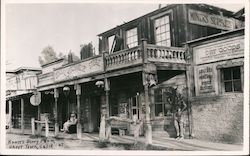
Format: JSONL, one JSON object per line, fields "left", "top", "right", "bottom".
{"left": 4, "top": 2, "right": 245, "bottom": 70}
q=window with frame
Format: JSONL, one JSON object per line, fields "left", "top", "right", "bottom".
{"left": 154, "top": 15, "right": 171, "bottom": 46}
{"left": 154, "top": 88, "right": 172, "bottom": 117}
{"left": 222, "top": 66, "right": 242, "bottom": 92}
{"left": 126, "top": 27, "right": 138, "bottom": 48}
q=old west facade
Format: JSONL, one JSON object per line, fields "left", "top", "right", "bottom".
{"left": 6, "top": 67, "right": 41, "bottom": 133}
{"left": 6, "top": 4, "right": 244, "bottom": 144}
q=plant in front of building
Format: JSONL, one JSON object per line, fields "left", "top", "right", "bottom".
{"left": 164, "top": 86, "right": 187, "bottom": 113}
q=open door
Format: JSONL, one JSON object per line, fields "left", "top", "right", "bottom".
{"left": 129, "top": 93, "right": 141, "bottom": 135}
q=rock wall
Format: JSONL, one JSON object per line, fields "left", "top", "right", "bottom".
{"left": 191, "top": 93, "right": 243, "bottom": 143}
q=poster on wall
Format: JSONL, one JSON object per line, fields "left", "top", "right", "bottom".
{"left": 195, "top": 65, "right": 216, "bottom": 95}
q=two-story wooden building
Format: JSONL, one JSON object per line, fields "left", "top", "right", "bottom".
{"left": 6, "top": 67, "right": 41, "bottom": 133}
{"left": 32, "top": 4, "right": 244, "bottom": 144}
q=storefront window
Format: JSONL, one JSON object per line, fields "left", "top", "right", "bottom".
{"left": 126, "top": 27, "right": 138, "bottom": 48}
{"left": 222, "top": 67, "right": 242, "bottom": 92}
{"left": 154, "top": 15, "right": 171, "bottom": 46}
{"left": 154, "top": 88, "right": 172, "bottom": 117}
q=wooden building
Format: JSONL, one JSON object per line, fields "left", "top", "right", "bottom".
{"left": 18, "top": 4, "right": 244, "bottom": 144}
{"left": 6, "top": 67, "right": 42, "bottom": 133}
{"left": 187, "top": 28, "right": 244, "bottom": 143}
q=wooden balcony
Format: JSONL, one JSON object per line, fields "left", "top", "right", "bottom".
{"left": 147, "top": 44, "right": 186, "bottom": 64}
{"left": 105, "top": 42, "right": 187, "bottom": 71}
{"left": 37, "top": 42, "right": 187, "bottom": 88}
{"left": 105, "top": 46, "right": 142, "bottom": 71}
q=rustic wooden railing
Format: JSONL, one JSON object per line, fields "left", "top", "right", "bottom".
{"left": 105, "top": 43, "right": 186, "bottom": 71}
{"left": 105, "top": 46, "right": 142, "bottom": 71}
{"left": 147, "top": 44, "right": 186, "bottom": 63}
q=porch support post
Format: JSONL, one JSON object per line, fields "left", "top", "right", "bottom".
{"left": 104, "top": 78, "right": 111, "bottom": 141}
{"left": 185, "top": 44, "right": 194, "bottom": 138}
{"left": 8, "top": 100, "right": 12, "bottom": 132}
{"left": 37, "top": 104, "right": 42, "bottom": 134}
{"left": 185, "top": 65, "right": 195, "bottom": 138}
{"left": 142, "top": 38, "right": 153, "bottom": 145}
{"left": 21, "top": 98, "right": 24, "bottom": 134}
{"left": 54, "top": 88, "right": 59, "bottom": 136}
{"left": 75, "top": 84, "right": 82, "bottom": 139}
{"left": 143, "top": 73, "right": 153, "bottom": 145}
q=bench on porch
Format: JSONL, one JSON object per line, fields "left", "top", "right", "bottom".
{"left": 107, "top": 116, "right": 132, "bottom": 136}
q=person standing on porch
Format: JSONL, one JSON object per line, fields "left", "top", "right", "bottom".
{"left": 174, "top": 101, "right": 187, "bottom": 140}
{"left": 132, "top": 115, "right": 143, "bottom": 143}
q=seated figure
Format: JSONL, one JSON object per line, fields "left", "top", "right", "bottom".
{"left": 61, "top": 112, "right": 77, "bottom": 133}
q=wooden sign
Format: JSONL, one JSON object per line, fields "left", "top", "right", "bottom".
{"left": 54, "top": 56, "right": 103, "bottom": 82}
{"left": 188, "top": 9, "right": 235, "bottom": 30}
{"left": 30, "top": 91, "right": 41, "bottom": 106}
{"left": 194, "top": 36, "right": 244, "bottom": 65}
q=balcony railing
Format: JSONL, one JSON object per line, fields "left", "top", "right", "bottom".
{"left": 147, "top": 44, "right": 186, "bottom": 64}
{"left": 105, "top": 43, "right": 186, "bottom": 71}
{"left": 37, "top": 42, "right": 187, "bottom": 88}
{"left": 105, "top": 46, "right": 142, "bottom": 71}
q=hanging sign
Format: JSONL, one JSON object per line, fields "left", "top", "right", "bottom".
{"left": 30, "top": 91, "right": 41, "bottom": 106}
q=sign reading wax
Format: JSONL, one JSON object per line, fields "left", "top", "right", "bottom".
{"left": 188, "top": 9, "right": 235, "bottom": 30}
{"left": 194, "top": 36, "right": 244, "bottom": 65}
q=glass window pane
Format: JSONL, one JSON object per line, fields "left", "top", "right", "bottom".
{"left": 233, "top": 80, "right": 242, "bottom": 91}
{"left": 160, "top": 18, "right": 165, "bottom": 25}
{"left": 161, "top": 33, "right": 166, "bottom": 40}
{"left": 233, "top": 68, "right": 241, "bottom": 79}
{"left": 156, "top": 27, "right": 160, "bottom": 34}
{"left": 155, "top": 104, "right": 163, "bottom": 117}
{"left": 225, "top": 81, "right": 233, "bottom": 92}
{"left": 166, "top": 32, "right": 170, "bottom": 39}
{"left": 166, "top": 39, "right": 171, "bottom": 47}
{"left": 223, "top": 69, "right": 232, "bottom": 80}
{"left": 155, "top": 19, "right": 160, "bottom": 27}
{"left": 165, "top": 16, "right": 169, "bottom": 23}
{"left": 165, "top": 24, "right": 170, "bottom": 31}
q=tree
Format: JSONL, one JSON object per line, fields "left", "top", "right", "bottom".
{"left": 38, "top": 46, "right": 58, "bottom": 65}
{"left": 80, "top": 42, "right": 95, "bottom": 60}
{"left": 59, "top": 51, "right": 80, "bottom": 63}
{"left": 38, "top": 45, "right": 80, "bottom": 66}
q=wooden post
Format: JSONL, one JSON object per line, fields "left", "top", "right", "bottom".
{"left": 37, "top": 104, "right": 42, "bottom": 134}
{"left": 21, "top": 98, "right": 24, "bottom": 134}
{"left": 8, "top": 100, "right": 12, "bottom": 132}
{"left": 141, "top": 38, "right": 148, "bottom": 64}
{"left": 99, "top": 95, "right": 106, "bottom": 142}
{"left": 143, "top": 78, "right": 152, "bottom": 145}
{"left": 31, "top": 118, "right": 35, "bottom": 135}
{"left": 45, "top": 118, "right": 49, "bottom": 137}
{"left": 76, "top": 84, "right": 82, "bottom": 139}
{"left": 54, "top": 88, "right": 59, "bottom": 136}
{"left": 141, "top": 38, "right": 152, "bottom": 145}
{"left": 185, "top": 44, "right": 194, "bottom": 138}
{"left": 104, "top": 78, "right": 111, "bottom": 141}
